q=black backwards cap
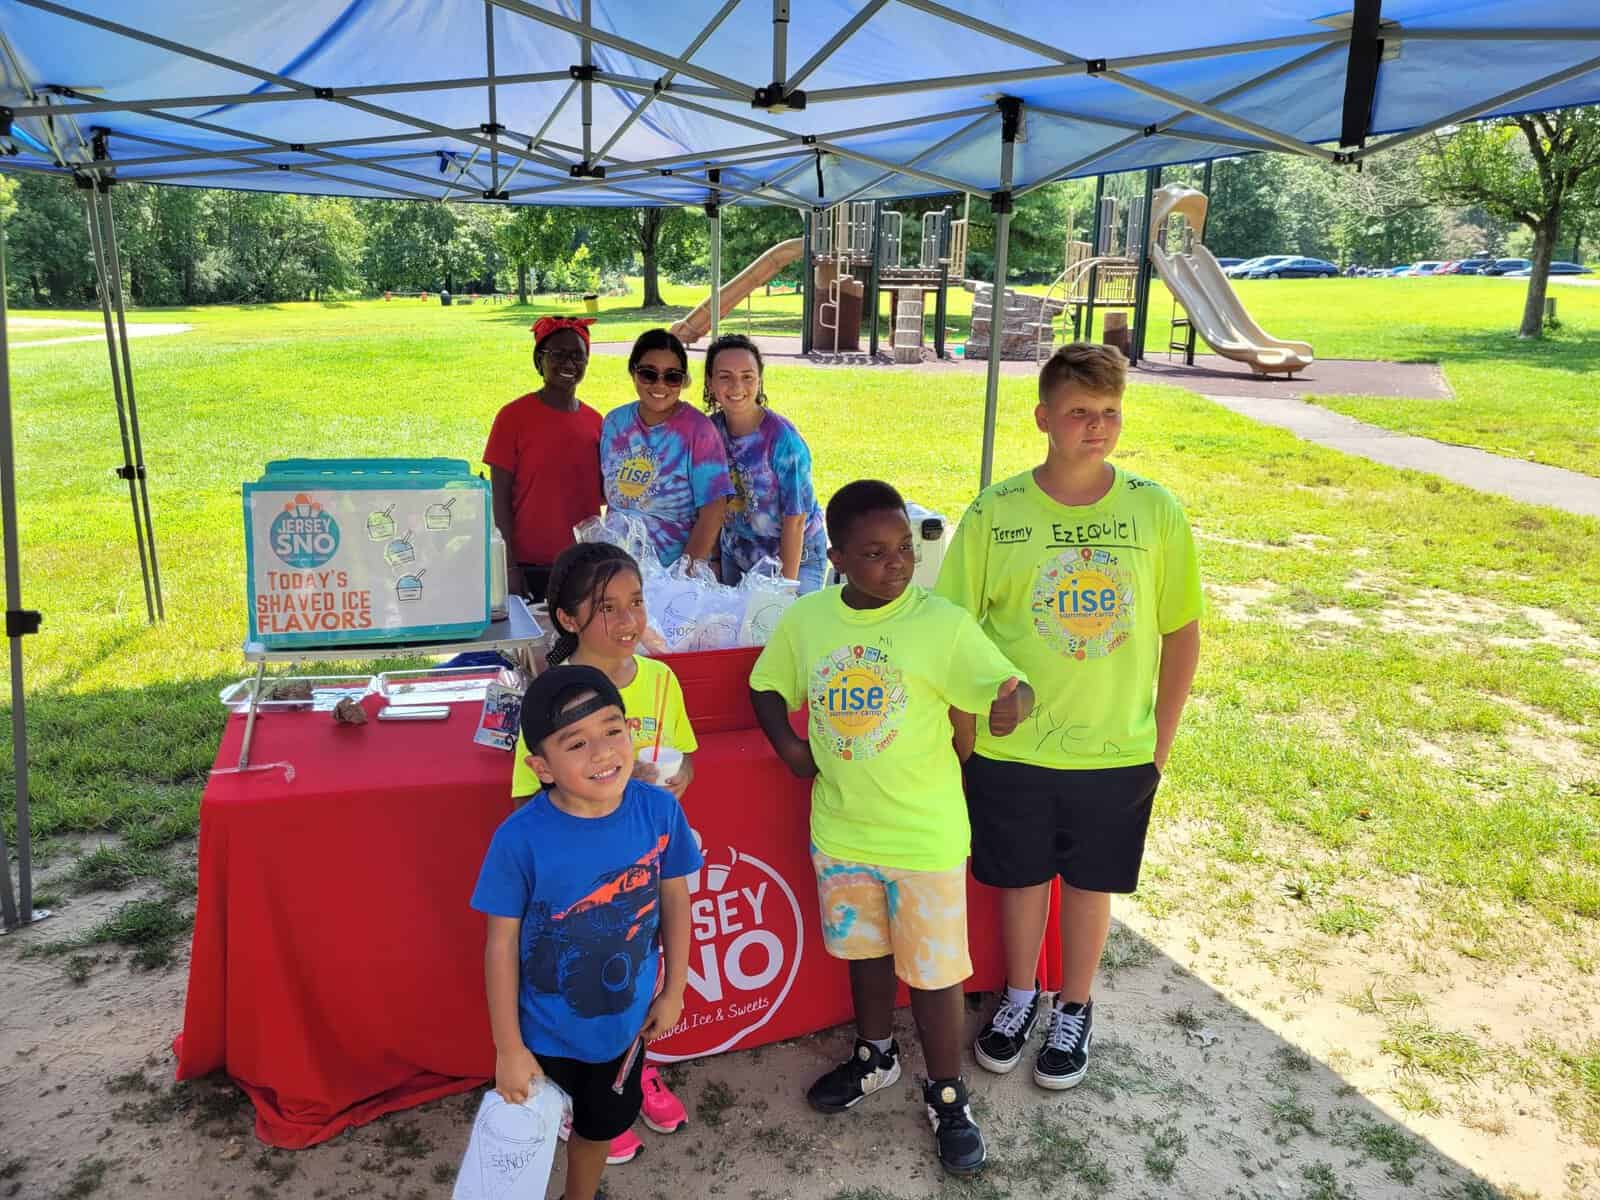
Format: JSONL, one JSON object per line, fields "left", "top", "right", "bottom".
{"left": 520, "top": 664, "right": 627, "bottom": 752}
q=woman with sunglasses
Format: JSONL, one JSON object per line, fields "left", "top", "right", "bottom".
{"left": 484, "top": 316, "right": 604, "bottom": 602}
{"left": 601, "top": 329, "right": 733, "bottom": 568}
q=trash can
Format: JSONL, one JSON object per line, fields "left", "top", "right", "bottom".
{"left": 440, "top": 290, "right": 452, "bottom": 307}
{"left": 583, "top": 293, "right": 600, "bottom": 314}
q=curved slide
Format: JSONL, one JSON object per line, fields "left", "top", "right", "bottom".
{"left": 1148, "top": 184, "right": 1313, "bottom": 375}
{"left": 670, "top": 238, "right": 804, "bottom": 346}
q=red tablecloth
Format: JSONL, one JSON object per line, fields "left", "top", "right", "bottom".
{"left": 176, "top": 650, "right": 1059, "bottom": 1148}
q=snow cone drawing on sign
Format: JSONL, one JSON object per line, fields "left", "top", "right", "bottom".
{"left": 748, "top": 479, "right": 1034, "bottom": 1177}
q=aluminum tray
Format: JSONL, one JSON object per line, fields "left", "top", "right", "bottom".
{"left": 219, "top": 674, "right": 376, "bottom": 713}
{"left": 376, "top": 665, "right": 523, "bottom": 706}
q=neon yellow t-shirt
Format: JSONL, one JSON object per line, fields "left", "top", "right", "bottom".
{"left": 749, "top": 585, "right": 1024, "bottom": 872}
{"left": 510, "top": 656, "right": 698, "bottom": 798}
{"left": 934, "top": 466, "right": 1202, "bottom": 771}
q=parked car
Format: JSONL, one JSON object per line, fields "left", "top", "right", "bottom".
{"left": 1385, "top": 264, "right": 1412, "bottom": 276}
{"left": 1245, "top": 256, "right": 1338, "bottom": 279}
{"left": 1215, "top": 257, "right": 1244, "bottom": 268}
{"left": 1431, "top": 261, "right": 1461, "bottom": 275}
{"left": 1407, "top": 261, "right": 1445, "bottom": 275}
{"left": 1453, "top": 258, "right": 1493, "bottom": 274}
{"left": 1225, "top": 255, "right": 1289, "bottom": 278}
{"left": 1505, "top": 261, "right": 1594, "bottom": 277}
{"left": 1482, "top": 257, "right": 1532, "bottom": 275}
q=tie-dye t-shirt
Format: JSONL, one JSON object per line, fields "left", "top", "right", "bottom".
{"left": 712, "top": 409, "right": 828, "bottom": 574}
{"left": 601, "top": 402, "right": 733, "bottom": 566}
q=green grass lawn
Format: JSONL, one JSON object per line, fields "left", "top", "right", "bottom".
{"left": 3, "top": 291, "right": 1598, "bottom": 1151}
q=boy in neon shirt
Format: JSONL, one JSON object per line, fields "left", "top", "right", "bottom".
{"left": 749, "top": 480, "right": 1033, "bottom": 1176}
{"left": 934, "top": 343, "right": 1202, "bottom": 1091}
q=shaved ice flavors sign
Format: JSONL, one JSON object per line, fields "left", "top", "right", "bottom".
{"left": 245, "top": 465, "right": 490, "bottom": 648}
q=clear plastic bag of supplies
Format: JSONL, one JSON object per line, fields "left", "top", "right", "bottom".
{"left": 692, "top": 578, "right": 746, "bottom": 651}
{"left": 643, "top": 555, "right": 721, "bottom": 653}
{"left": 452, "top": 1078, "right": 569, "bottom": 1200}
{"left": 573, "top": 511, "right": 661, "bottom": 576}
{"left": 737, "top": 557, "right": 800, "bottom": 647}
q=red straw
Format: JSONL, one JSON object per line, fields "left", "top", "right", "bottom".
{"left": 649, "top": 672, "right": 667, "bottom": 760}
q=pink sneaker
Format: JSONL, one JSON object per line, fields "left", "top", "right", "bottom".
{"left": 639, "top": 1065, "right": 687, "bottom": 1134}
{"left": 557, "top": 1116, "right": 643, "bottom": 1165}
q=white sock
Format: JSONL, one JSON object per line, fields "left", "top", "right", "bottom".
{"left": 1005, "top": 984, "right": 1038, "bottom": 1009}
{"left": 865, "top": 1034, "right": 894, "bottom": 1056}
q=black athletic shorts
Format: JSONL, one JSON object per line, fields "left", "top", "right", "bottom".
{"left": 535, "top": 1041, "right": 646, "bottom": 1142}
{"left": 962, "top": 755, "right": 1160, "bottom": 894}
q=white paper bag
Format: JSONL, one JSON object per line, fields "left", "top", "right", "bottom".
{"left": 452, "top": 1080, "right": 569, "bottom": 1200}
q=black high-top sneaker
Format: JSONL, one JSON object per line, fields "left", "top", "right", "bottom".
{"left": 806, "top": 1038, "right": 902, "bottom": 1112}
{"left": 923, "top": 1077, "right": 986, "bottom": 1175}
{"left": 1034, "top": 997, "right": 1094, "bottom": 1090}
{"left": 973, "top": 984, "right": 1042, "bottom": 1074}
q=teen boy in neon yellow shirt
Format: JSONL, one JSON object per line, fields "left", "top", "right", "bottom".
{"left": 750, "top": 480, "right": 1032, "bottom": 1178}
{"left": 935, "top": 342, "right": 1202, "bottom": 1093}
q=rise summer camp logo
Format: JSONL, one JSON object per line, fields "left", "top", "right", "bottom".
{"left": 1031, "top": 547, "right": 1136, "bottom": 660}
{"left": 808, "top": 644, "right": 907, "bottom": 761}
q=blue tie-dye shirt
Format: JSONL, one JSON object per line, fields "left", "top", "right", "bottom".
{"left": 712, "top": 409, "right": 828, "bottom": 574}
{"left": 601, "top": 402, "right": 733, "bottom": 566}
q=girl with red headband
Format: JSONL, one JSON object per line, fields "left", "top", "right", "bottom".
{"left": 484, "top": 316, "right": 602, "bottom": 602}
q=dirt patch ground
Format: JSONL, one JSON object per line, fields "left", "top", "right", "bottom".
{"left": 4, "top": 838, "right": 1595, "bottom": 1200}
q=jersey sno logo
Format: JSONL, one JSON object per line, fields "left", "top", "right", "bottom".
{"left": 613, "top": 454, "right": 656, "bottom": 501}
{"left": 1032, "top": 547, "right": 1135, "bottom": 660}
{"left": 809, "top": 644, "right": 907, "bottom": 761}
{"left": 649, "top": 829, "right": 804, "bottom": 1062}
{"left": 270, "top": 494, "right": 341, "bottom": 568}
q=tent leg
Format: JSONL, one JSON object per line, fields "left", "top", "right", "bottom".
{"left": 1129, "top": 165, "right": 1160, "bottom": 366}
{"left": 100, "top": 187, "right": 166, "bottom": 620}
{"left": 84, "top": 188, "right": 157, "bottom": 625}
{"left": 800, "top": 209, "right": 814, "bottom": 355}
{"left": 980, "top": 98, "right": 1021, "bottom": 491}
{"left": 707, "top": 171, "right": 722, "bottom": 344}
{"left": 0, "top": 229, "right": 43, "bottom": 933}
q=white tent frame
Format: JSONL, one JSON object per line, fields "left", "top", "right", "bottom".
{"left": 3, "top": 1, "right": 1600, "bottom": 927}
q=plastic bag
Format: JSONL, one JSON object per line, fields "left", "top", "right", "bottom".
{"left": 573, "top": 511, "right": 661, "bottom": 577}
{"left": 452, "top": 1080, "right": 569, "bottom": 1200}
{"left": 643, "top": 556, "right": 719, "bottom": 652}
{"left": 737, "top": 557, "right": 800, "bottom": 647}
{"left": 693, "top": 581, "right": 746, "bottom": 651}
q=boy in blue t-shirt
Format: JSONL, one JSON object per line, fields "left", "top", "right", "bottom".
{"left": 472, "top": 665, "right": 701, "bottom": 1200}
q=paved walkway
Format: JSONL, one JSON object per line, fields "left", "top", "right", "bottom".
{"left": 9, "top": 317, "right": 192, "bottom": 349}
{"left": 1206, "top": 393, "right": 1600, "bottom": 518}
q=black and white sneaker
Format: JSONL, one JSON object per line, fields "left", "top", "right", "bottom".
{"left": 923, "top": 1077, "right": 986, "bottom": 1175}
{"left": 806, "top": 1038, "right": 902, "bottom": 1113}
{"left": 1034, "top": 998, "right": 1094, "bottom": 1090}
{"left": 973, "top": 986, "right": 1042, "bottom": 1074}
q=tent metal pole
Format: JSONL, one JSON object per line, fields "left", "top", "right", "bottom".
{"left": 1129, "top": 165, "right": 1159, "bottom": 366}
{"left": 771, "top": 0, "right": 789, "bottom": 90}
{"left": 8, "top": 70, "right": 575, "bottom": 119}
{"left": 580, "top": 0, "right": 593, "bottom": 166}
{"left": 813, "top": 142, "right": 977, "bottom": 197}
{"left": 1353, "top": 51, "right": 1600, "bottom": 160}
{"left": 100, "top": 185, "right": 165, "bottom": 621}
{"left": 980, "top": 98, "right": 1020, "bottom": 491}
{"left": 801, "top": 209, "right": 814, "bottom": 355}
{"left": 787, "top": 0, "right": 888, "bottom": 89}
{"left": 489, "top": 0, "right": 752, "bottom": 98}
{"left": 592, "top": 0, "right": 741, "bottom": 166}
{"left": 1097, "top": 69, "right": 1338, "bottom": 161}
{"left": 485, "top": 1, "right": 500, "bottom": 193}
{"left": 830, "top": 111, "right": 994, "bottom": 207}
{"left": 0, "top": 228, "right": 41, "bottom": 933}
{"left": 84, "top": 189, "right": 157, "bottom": 625}
{"left": 708, "top": 172, "right": 723, "bottom": 342}
{"left": 1015, "top": 40, "right": 1345, "bottom": 198}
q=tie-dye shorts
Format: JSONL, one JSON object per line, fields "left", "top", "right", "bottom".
{"left": 809, "top": 846, "right": 972, "bottom": 990}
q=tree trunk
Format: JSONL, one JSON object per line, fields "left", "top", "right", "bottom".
{"left": 640, "top": 209, "right": 664, "bottom": 308}
{"left": 516, "top": 262, "right": 528, "bottom": 304}
{"left": 1518, "top": 218, "right": 1558, "bottom": 338}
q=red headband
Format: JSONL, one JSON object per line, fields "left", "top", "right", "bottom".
{"left": 531, "top": 315, "right": 596, "bottom": 350}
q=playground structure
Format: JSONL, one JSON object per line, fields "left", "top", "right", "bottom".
{"left": 1145, "top": 184, "right": 1314, "bottom": 375}
{"left": 669, "top": 237, "right": 802, "bottom": 345}
{"left": 803, "top": 201, "right": 968, "bottom": 361}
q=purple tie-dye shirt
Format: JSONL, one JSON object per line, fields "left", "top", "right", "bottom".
{"left": 601, "top": 402, "right": 733, "bottom": 566}
{"left": 712, "top": 409, "right": 828, "bottom": 574}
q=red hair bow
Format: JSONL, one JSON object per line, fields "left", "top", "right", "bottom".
{"left": 530, "top": 315, "right": 596, "bottom": 349}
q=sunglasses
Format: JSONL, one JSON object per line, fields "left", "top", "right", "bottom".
{"left": 633, "top": 366, "right": 689, "bottom": 387}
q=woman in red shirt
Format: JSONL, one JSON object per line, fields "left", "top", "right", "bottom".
{"left": 484, "top": 316, "right": 604, "bottom": 602}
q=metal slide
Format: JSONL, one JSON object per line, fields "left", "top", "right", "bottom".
{"left": 670, "top": 238, "right": 804, "bottom": 346}
{"left": 1147, "top": 184, "right": 1313, "bottom": 375}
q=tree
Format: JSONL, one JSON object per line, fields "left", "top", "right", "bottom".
{"left": 1424, "top": 109, "right": 1600, "bottom": 337}
{"left": 583, "top": 207, "right": 702, "bottom": 307}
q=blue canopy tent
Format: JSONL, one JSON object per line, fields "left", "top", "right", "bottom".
{"left": 1, "top": 0, "right": 1598, "bottom": 928}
